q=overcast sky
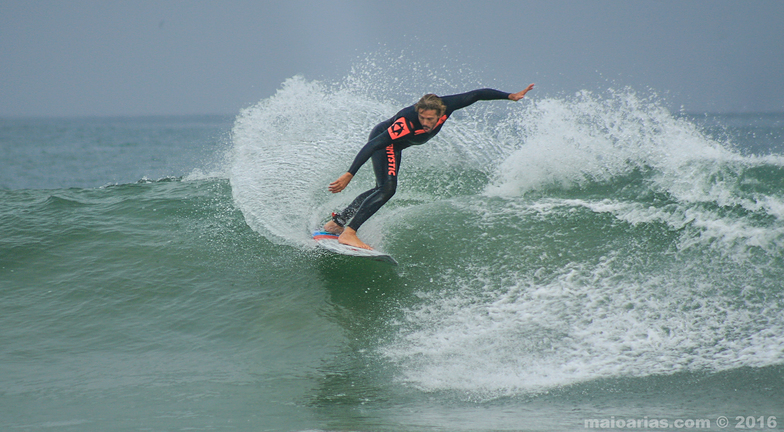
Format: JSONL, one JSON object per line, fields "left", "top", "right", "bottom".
{"left": 2, "top": 0, "right": 783, "bottom": 117}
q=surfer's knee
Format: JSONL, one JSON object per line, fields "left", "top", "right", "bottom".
{"left": 379, "top": 180, "right": 397, "bottom": 200}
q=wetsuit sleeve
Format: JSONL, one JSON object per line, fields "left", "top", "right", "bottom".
{"left": 440, "top": 88, "right": 511, "bottom": 113}
{"left": 346, "top": 128, "right": 394, "bottom": 176}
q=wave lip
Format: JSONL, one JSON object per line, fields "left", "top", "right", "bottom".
{"left": 229, "top": 76, "right": 394, "bottom": 246}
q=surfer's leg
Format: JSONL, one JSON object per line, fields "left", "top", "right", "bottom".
{"left": 332, "top": 189, "right": 375, "bottom": 225}
{"left": 324, "top": 188, "right": 375, "bottom": 233}
{"left": 345, "top": 176, "right": 396, "bottom": 230}
{"left": 324, "top": 122, "right": 390, "bottom": 235}
{"left": 338, "top": 144, "right": 401, "bottom": 249}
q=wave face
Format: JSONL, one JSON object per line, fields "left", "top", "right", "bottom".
{"left": 229, "top": 72, "right": 784, "bottom": 399}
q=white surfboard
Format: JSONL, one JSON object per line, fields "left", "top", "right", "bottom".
{"left": 312, "top": 231, "right": 398, "bottom": 265}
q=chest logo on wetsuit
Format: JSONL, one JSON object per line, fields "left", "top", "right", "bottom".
{"left": 388, "top": 118, "right": 411, "bottom": 139}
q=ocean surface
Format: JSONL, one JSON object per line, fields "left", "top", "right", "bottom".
{"left": 2, "top": 75, "right": 783, "bottom": 431}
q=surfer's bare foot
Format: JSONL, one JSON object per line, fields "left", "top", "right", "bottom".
{"left": 323, "top": 220, "right": 344, "bottom": 234}
{"left": 338, "top": 228, "right": 372, "bottom": 250}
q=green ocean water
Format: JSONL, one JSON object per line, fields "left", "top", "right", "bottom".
{"left": 2, "top": 76, "right": 783, "bottom": 431}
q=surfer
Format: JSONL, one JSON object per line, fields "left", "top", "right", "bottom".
{"left": 324, "top": 84, "right": 535, "bottom": 249}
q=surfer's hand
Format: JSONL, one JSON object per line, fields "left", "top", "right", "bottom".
{"left": 509, "top": 83, "right": 535, "bottom": 101}
{"left": 329, "top": 172, "right": 353, "bottom": 193}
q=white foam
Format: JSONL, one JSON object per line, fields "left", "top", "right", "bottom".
{"left": 566, "top": 198, "right": 784, "bottom": 258}
{"left": 229, "top": 76, "right": 394, "bottom": 246}
{"left": 381, "top": 251, "right": 784, "bottom": 397}
{"left": 479, "top": 89, "right": 784, "bottom": 256}
{"left": 483, "top": 89, "right": 768, "bottom": 201}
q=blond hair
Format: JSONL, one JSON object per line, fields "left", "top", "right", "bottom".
{"left": 414, "top": 94, "right": 446, "bottom": 117}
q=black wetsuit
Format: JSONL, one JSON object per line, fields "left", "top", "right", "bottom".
{"left": 332, "top": 88, "right": 512, "bottom": 231}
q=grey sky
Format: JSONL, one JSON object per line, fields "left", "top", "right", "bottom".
{"left": 2, "top": 0, "right": 782, "bottom": 117}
